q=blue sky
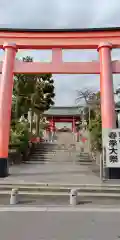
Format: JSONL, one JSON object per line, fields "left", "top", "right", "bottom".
{"left": 0, "top": 0, "right": 120, "bottom": 105}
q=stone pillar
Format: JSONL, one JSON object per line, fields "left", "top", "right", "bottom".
{"left": 28, "top": 109, "right": 33, "bottom": 134}
{"left": 117, "top": 111, "right": 120, "bottom": 128}
{"left": 0, "top": 43, "right": 17, "bottom": 177}
{"left": 36, "top": 114, "right": 40, "bottom": 137}
{"left": 98, "top": 42, "right": 116, "bottom": 130}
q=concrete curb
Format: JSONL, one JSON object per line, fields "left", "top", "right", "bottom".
{"left": 1, "top": 181, "right": 120, "bottom": 187}
{"left": 0, "top": 190, "right": 120, "bottom": 198}
{"left": 1, "top": 185, "right": 120, "bottom": 192}
{"left": 1, "top": 206, "right": 120, "bottom": 212}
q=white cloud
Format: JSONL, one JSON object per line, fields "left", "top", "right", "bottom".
{"left": 0, "top": 0, "right": 120, "bottom": 105}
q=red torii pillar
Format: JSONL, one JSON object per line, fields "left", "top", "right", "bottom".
{"left": 98, "top": 42, "right": 116, "bottom": 130}
{"left": 98, "top": 42, "right": 116, "bottom": 178}
{"left": 0, "top": 43, "right": 17, "bottom": 177}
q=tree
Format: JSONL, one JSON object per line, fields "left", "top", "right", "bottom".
{"left": 89, "top": 105, "right": 102, "bottom": 152}
{"left": 10, "top": 120, "right": 29, "bottom": 152}
{"left": 76, "top": 88, "right": 102, "bottom": 152}
{"left": 115, "top": 86, "right": 120, "bottom": 96}
{"left": 76, "top": 88, "right": 95, "bottom": 104}
{"left": 85, "top": 91, "right": 102, "bottom": 152}
{"left": 76, "top": 88, "right": 99, "bottom": 126}
{"left": 76, "top": 88, "right": 120, "bottom": 153}
{"left": 13, "top": 56, "right": 55, "bottom": 135}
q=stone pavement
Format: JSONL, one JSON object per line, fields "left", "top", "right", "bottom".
{"left": 0, "top": 209, "right": 120, "bottom": 239}
{"left": 0, "top": 194, "right": 120, "bottom": 206}
{"left": 3, "top": 130, "right": 99, "bottom": 184}
{"left": 3, "top": 161, "right": 101, "bottom": 184}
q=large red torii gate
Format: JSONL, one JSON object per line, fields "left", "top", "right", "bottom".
{"left": 0, "top": 27, "right": 119, "bottom": 177}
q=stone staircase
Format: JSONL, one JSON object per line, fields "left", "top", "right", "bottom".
{"left": 29, "top": 143, "right": 73, "bottom": 163}
{"left": 28, "top": 132, "right": 92, "bottom": 164}
{"left": 76, "top": 152, "right": 92, "bottom": 164}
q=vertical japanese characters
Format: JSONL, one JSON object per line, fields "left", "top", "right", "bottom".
{"left": 108, "top": 131, "right": 118, "bottom": 164}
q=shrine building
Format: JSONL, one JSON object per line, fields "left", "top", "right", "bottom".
{"left": 44, "top": 104, "right": 120, "bottom": 131}
{"left": 44, "top": 106, "right": 81, "bottom": 132}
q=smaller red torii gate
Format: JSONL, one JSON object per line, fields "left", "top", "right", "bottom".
{"left": 0, "top": 27, "right": 118, "bottom": 177}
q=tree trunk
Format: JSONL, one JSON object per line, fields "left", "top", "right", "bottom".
{"left": 88, "top": 107, "right": 91, "bottom": 152}
{"left": 15, "top": 96, "right": 19, "bottom": 119}
{"left": 36, "top": 114, "right": 40, "bottom": 136}
{"left": 29, "top": 109, "right": 33, "bottom": 135}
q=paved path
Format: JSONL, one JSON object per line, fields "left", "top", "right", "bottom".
{"left": 4, "top": 162, "right": 101, "bottom": 184}
{"left": 0, "top": 207, "right": 120, "bottom": 239}
{"left": 4, "top": 130, "right": 100, "bottom": 184}
{"left": 1, "top": 195, "right": 120, "bottom": 206}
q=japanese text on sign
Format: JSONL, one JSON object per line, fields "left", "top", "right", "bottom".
{"left": 106, "top": 129, "right": 120, "bottom": 167}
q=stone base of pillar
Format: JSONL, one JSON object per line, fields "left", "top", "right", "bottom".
{"left": 0, "top": 158, "right": 8, "bottom": 177}
{"left": 108, "top": 168, "right": 120, "bottom": 179}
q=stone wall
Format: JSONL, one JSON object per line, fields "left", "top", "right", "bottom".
{"left": 8, "top": 143, "right": 35, "bottom": 165}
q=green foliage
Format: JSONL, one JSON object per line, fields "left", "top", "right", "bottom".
{"left": 84, "top": 107, "right": 96, "bottom": 126}
{"left": 76, "top": 89, "right": 102, "bottom": 152}
{"left": 10, "top": 55, "right": 55, "bottom": 150}
{"left": 10, "top": 120, "right": 29, "bottom": 152}
{"left": 75, "top": 121, "right": 82, "bottom": 131}
{"left": 89, "top": 113, "right": 102, "bottom": 152}
{"left": 13, "top": 56, "right": 55, "bottom": 119}
{"left": 87, "top": 91, "right": 102, "bottom": 152}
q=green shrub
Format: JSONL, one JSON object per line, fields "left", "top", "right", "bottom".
{"left": 10, "top": 120, "right": 29, "bottom": 152}
{"left": 89, "top": 112, "right": 102, "bottom": 152}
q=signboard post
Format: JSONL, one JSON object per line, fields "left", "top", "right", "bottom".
{"left": 105, "top": 129, "right": 120, "bottom": 168}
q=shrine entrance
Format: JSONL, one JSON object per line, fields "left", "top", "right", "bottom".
{"left": 0, "top": 27, "right": 119, "bottom": 177}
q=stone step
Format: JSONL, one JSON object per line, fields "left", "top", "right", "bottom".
{"left": 34, "top": 148, "right": 77, "bottom": 152}
{"left": 30, "top": 155, "right": 89, "bottom": 160}
{"left": 28, "top": 160, "right": 82, "bottom": 163}
{"left": 30, "top": 156, "right": 88, "bottom": 160}
{"left": 33, "top": 143, "right": 76, "bottom": 147}
{"left": 31, "top": 152, "right": 79, "bottom": 156}
{"left": 30, "top": 154, "right": 80, "bottom": 157}
{"left": 30, "top": 153, "right": 88, "bottom": 156}
{"left": 30, "top": 156, "right": 92, "bottom": 162}
{"left": 25, "top": 160, "right": 93, "bottom": 164}
{"left": 29, "top": 142, "right": 90, "bottom": 163}
{"left": 29, "top": 160, "right": 91, "bottom": 163}
{"left": 33, "top": 151, "right": 77, "bottom": 155}
{"left": 31, "top": 152, "right": 89, "bottom": 155}
{"left": 24, "top": 161, "right": 79, "bottom": 164}
{"left": 31, "top": 150, "right": 80, "bottom": 153}
{"left": 30, "top": 155, "right": 80, "bottom": 159}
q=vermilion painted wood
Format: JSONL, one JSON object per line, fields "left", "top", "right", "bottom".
{"left": 0, "top": 43, "right": 17, "bottom": 157}
{"left": 0, "top": 29, "right": 120, "bottom": 49}
{"left": 0, "top": 60, "right": 119, "bottom": 74}
{"left": 0, "top": 28, "right": 118, "bottom": 160}
{"left": 98, "top": 43, "right": 116, "bottom": 129}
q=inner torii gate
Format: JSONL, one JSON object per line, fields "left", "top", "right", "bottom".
{"left": 0, "top": 27, "right": 119, "bottom": 177}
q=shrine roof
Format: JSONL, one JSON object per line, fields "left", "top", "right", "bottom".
{"left": 44, "top": 102, "right": 120, "bottom": 116}
{"left": 44, "top": 106, "right": 82, "bottom": 116}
